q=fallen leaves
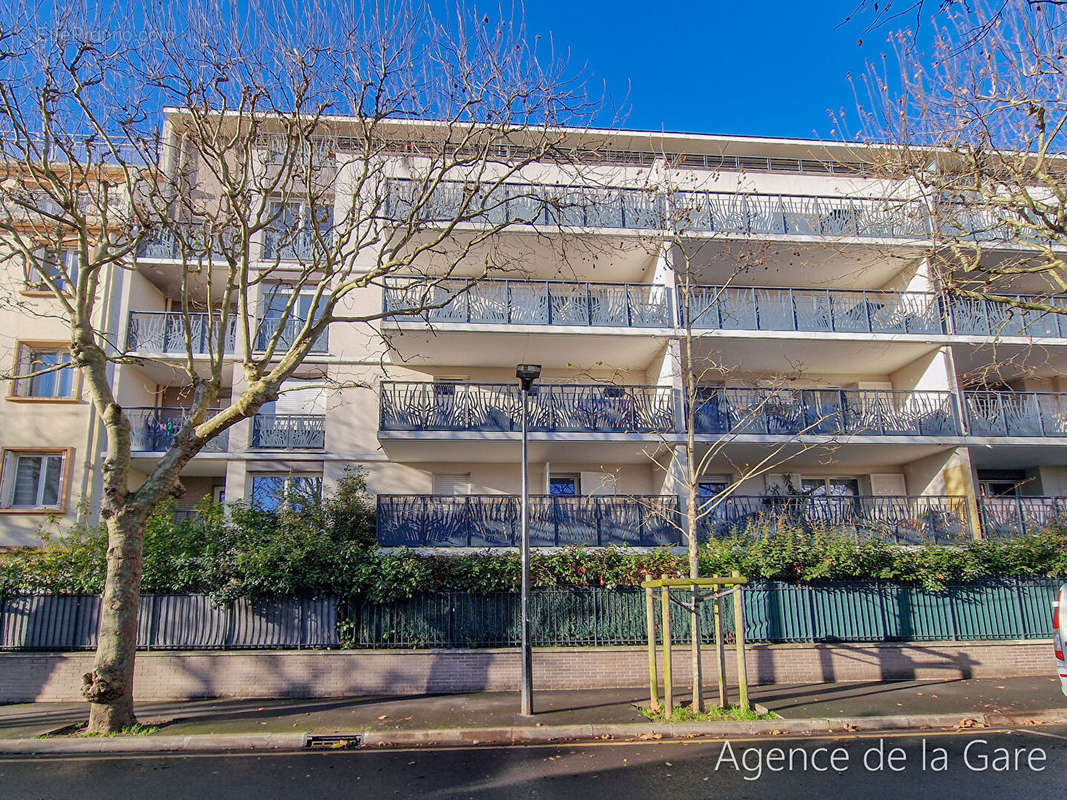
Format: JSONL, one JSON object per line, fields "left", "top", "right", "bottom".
{"left": 954, "top": 718, "right": 988, "bottom": 729}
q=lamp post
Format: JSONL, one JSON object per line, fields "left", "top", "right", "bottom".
{"left": 516, "top": 363, "right": 541, "bottom": 716}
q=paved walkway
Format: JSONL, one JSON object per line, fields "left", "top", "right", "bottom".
{"left": 1, "top": 677, "right": 1064, "bottom": 739}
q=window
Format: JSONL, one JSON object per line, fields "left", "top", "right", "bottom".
{"left": 801, "top": 477, "right": 860, "bottom": 521}
{"left": 1, "top": 451, "right": 67, "bottom": 510}
{"left": 11, "top": 344, "right": 76, "bottom": 399}
{"left": 25, "top": 248, "right": 78, "bottom": 293}
{"left": 549, "top": 475, "right": 579, "bottom": 496}
{"left": 257, "top": 287, "right": 329, "bottom": 352}
{"left": 262, "top": 200, "right": 333, "bottom": 260}
{"left": 978, "top": 470, "right": 1027, "bottom": 497}
{"left": 801, "top": 478, "right": 859, "bottom": 497}
{"left": 250, "top": 473, "right": 322, "bottom": 512}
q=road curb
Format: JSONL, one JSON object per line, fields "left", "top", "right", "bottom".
{"left": 3, "top": 709, "right": 1066, "bottom": 755}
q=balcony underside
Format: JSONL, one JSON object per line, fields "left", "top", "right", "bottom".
{"left": 966, "top": 442, "right": 1067, "bottom": 469}
{"left": 950, "top": 340, "right": 1067, "bottom": 380}
{"left": 693, "top": 439, "right": 960, "bottom": 467}
{"left": 384, "top": 325, "right": 671, "bottom": 369}
{"left": 130, "top": 452, "right": 229, "bottom": 476}
{"left": 378, "top": 434, "right": 674, "bottom": 464}
{"left": 124, "top": 356, "right": 235, "bottom": 388}
{"left": 689, "top": 334, "right": 943, "bottom": 374}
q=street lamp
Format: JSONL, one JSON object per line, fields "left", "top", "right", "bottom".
{"left": 516, "top": 363, "right": 541, "bottom": 716}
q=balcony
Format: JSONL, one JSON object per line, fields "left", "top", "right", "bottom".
{"left": 963, "top": 392, "right": 1067, "bottom": 437}
{"left": 384, "top": 178, "right": 664, "bottom": 230}
{"left": 251, "top": 414, "right": 326, "bottom": 449}
{"left": 380, "top": 382, "right": 677, "bottom": 434}
{"left": 949, "top": 295, "right": 1067, "bottom": 338}
{"left": 254, "top": 318, "right": 329, "bottom": 354}
{"left": 700, "top": 494, "right": 969, "bottom": 544}
{"left": 977, "top": 495, "right": 1066, "bottom": 539}
{"left": 673, "top": 191, "right": 930, "bottom": 240}
{"left": 126, "top": 312, "right": 236, "bottom": 354}
{"left": 137, "top": 224, "right": 228, "bottom": 261}
{"left": 127, "top": 407, "right": 228, "bottom": 452}
{"left": 382, "top": 277, "right": 673, "bottom": 329}
{"left": 376, "top": 494, "right": 682, "bottom": 547}
{"left": 693, "top": 388, "right": 960, "bottom": 437}
{"left": 683, "top": 286, "right": 943, "bottom": 335}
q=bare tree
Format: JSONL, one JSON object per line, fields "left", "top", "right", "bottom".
{"left": 843, "top": 0, "right": 1067, "bottom": 322}
{"left": 0, "top": 0, "right": 599, "bottom": 732}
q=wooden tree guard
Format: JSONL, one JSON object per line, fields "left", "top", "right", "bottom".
{"left": 641, "top": 575, "right": 750, "bottom": 715}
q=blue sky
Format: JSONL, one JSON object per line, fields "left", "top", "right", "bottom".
{"left": 502, "top": 0, "right": 904, "bottom": 139}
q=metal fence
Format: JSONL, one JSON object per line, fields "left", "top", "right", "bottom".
{"left": 126, "top": 311, "right": 237, "bottom": 354}
{"left": 251, "top": 414, "right": 326, "bottom": 450}
{"left": 127, "top": 407, "right": 229, "bottom": 453}
{"left": 0, "top": 595, "right": 337, "bottom": 651}
{"left": 949, "top": 295, "right": 1067, "bottom": 338}
{"left": 2, "top": 580, "right": 1059, "bottom": 651}
{"left": 964, "top": 391, "right": 1067, "bottom": 437}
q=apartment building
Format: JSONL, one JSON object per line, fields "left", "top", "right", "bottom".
{"left": 2, "top": 116, "right": 1065, "bottom": 548}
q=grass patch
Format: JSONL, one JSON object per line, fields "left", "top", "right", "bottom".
{"left": 640, "top": 703, "right": 779, "bottom": 723}
{"left": 37, "top": 721, "right": 160, "bottom": 738}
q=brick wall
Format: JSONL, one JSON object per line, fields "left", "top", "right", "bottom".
{"left": 0, "top": 640, "right": 1052, "bottom": 703}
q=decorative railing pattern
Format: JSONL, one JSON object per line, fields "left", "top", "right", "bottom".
{"left": 949, "top": 294, "right": 1067, "bottom": 338}
{"left": 137, "top": 224, "right": 229, "bottom": 261}
{"left": 382, "top": 277, "right": 673, "bottom": 328}
{"left": 251, "top": 414, "right": 326, "bottom": 449}
{"left": 254, "top": 318, "right": 329, "bottom": 353}
{"left": 127, "top": 407, "right": 228, "bottom": 452}
{"left": 376, "top": 494, "right": 683, "bottom": 547}
{"left": 384, "top": 178, "right": 664, "bottom": 230}
{"left": 964, "top": 392, "right": 1067, "bottom": 437}
{"left": 683, "top": 285, "right": 943, "bottom": 334}
{"left": 693, "top": 388, "right": 960, "bottom": 437}
{"left": 699, "top": 494, "right": 969, "bottom": 545}
{"left": 977, "top": 496, "right": 1066, "bottom": 539}
{"left": 380, "top": 382, "right": 677, "bottom": 434}
{"left": 127, "top": 312, "right": 236, "bottom": 354}
{"left": 673, "top": 191, "right": 930, "bottom": 239}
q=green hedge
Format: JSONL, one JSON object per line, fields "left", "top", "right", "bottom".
{"left": 3, "top": 471, "right": 1067, "bottom": 601}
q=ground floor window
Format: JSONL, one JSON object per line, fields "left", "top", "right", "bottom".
{"left": 250, "top": 473, "right": 322, "bottom": 511}
{"left": 1, "top": 450, "right": 67, "bottom": 510}
{"left": 549, "top": 474, "right": 579, "bottom": 496}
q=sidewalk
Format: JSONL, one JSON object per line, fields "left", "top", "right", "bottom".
{"left": 1, "top": 677, "right": 1065, "bottom": 752}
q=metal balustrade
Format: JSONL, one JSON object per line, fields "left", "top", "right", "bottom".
{"left": 693, "top": 388, "right": 960, "bottom": 437}
{"left": 683, "top": 285, "right": 944, "bottom": 334}
{"left": 674, "top": 191, "right": 930, "bottom": 239}
{"left": 126, "top": 312, "right": 236, "bottom": 354}
{"left": 380, "top": 382, "right": 678, "bottom": 434}
{"left": 964, "top": 392, "right": 1067, "bottom": 437}
{"left": 137, "top": 224, "right": 230, "bottom": 261}
{"left": 949, "top": 295, "right": 1067, "bottom": 338}
{"left": 977, "top": 495, "right": 1067, "bottom": 539}
{"left": 0, "top": 132, "right": 147, "bottom": 165}
{"left": 376, "top": 494, "right": 683, "bottom": 547}
{"left": 382, "top": 277, "right": 673, "bottom": 328}
{"left": 384, "top": 178, "right": 664, "bottom": 230}
{"left": 254, "top": 318, "right": 330, "bottom": 353}
{"left": 251, "top": 414, "right": 326, "bottom": 449}
{"left": 699, "top": 495, "right": 969, "bottom": 544}
{"left": 127, "top": 407, "right": 228, "bottom": 452}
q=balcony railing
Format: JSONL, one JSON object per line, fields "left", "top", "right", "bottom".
{"left": 683, "top": 286, "right": 943, "bottom": 335}
{"left": 251, "top": 414, "right": 326, "bottom": 449}
{"left": 963, "top": 392, "right": 1067, "bottom": 437}
{"left": 977, "top": 495, "right": 1066, "bottom": 539}
{"left": 254, "top": 318, "right": 329, "bottom": 353}
{"left": 137, "top": 224, "right": 229, "bottom": 261}
{"left": 693, "top": 388, "right": 960, "bottom": 437}
{"left": 382, "top": 277, "right": 673, "bottom": 328}
{"left": 128, "top": 407, "right": 228, "bottom": 453}
{"left": 699, "top": 494, "right": 969, "bottom": 544}
{"left": 673, "top": 191, "right": 930, "bottom": 240}
{"left": 376, "top": 494, "right": 682, "bottom": 547}
{"left": 127, "top": 311, "right": 236, "bottom": 354}
{"left": 380, "top": 382, "right": 677, "bottom": 433}
{"left": 949, "top": 295, "right": 1067, "bottom": 338}
{"left": 384, "top": 178, "right": 664, "bottom": 230}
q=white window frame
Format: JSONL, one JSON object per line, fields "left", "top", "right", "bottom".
{"left": 0, "top": 450, "right": 69, "bottom": 511}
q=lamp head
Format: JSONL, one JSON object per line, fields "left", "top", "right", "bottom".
{"left": 516, "top": 363, "right": 541, "bottom": 392}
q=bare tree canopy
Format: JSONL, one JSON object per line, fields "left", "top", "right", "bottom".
{"left": 0, "top": 0, "right": 600, "bottom": 732}
{"left": 843, "top": 0, "right": 1067, "bottom": 320}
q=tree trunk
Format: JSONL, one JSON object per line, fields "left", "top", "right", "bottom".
{"left": 82, "top": 511, "right": 147, "bottom": 733}
{"left": 687, "top": 484, "right": 702, "bottom": 713}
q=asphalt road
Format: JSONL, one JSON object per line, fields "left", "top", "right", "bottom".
{"left": 2, "top": 728, "right": 1066, "bottom": 800}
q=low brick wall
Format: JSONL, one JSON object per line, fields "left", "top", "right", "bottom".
{"left": 0, "top": 640, "right": 1052, "bottom": 703}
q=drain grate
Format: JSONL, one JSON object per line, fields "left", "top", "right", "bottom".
{"left": 304, "top": 733, "right": 365, "bottom": 750}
